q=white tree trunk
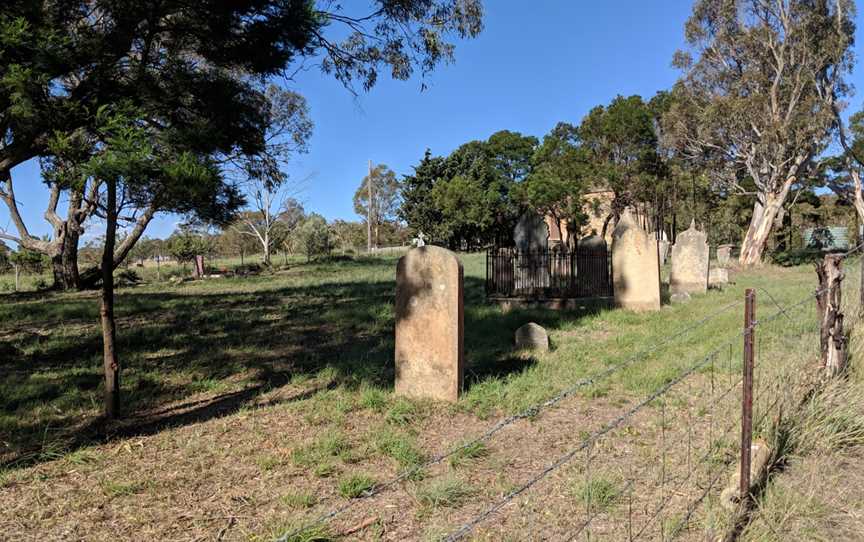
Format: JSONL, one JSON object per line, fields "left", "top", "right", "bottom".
{"left": 739, "top": 181, "right": 794, "bottom": 266}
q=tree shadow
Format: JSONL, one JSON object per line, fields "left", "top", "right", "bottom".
{"left": 0, "top": 258, "right": 601, "bottom": 470}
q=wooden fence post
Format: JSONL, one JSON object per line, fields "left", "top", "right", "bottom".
{"left": 816, "top": 254, "right": 847, "bottom": 377}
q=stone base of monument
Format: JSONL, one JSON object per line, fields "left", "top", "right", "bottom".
{"left": 490, "top": 296, "right": 613, "bottom": 313}
{"left": 709, "top": 267, "right": 729, "bottom": 288}
{"left": 669, "top": 281, "right": 708, "bottom": 295}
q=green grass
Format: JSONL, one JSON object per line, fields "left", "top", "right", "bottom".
{"left": 337, "top": 473, "right": 376, "bottom": 498}
{"left": 0, "top": 251, "right": 842, "bottom": 490}
{"left": 280, "top": 491, "right": 318, "bottom": 509}
{"left": 415, "top": 476, "right": 475, "bottom": 509}
{"left": 372, "top": 427, "right": 427, "bottom": 476}
{"left": 572, "top": 476, "right": 621, "bottom": 511}
{"left": 447, "top": 441, "right": 489, "bottom": 468}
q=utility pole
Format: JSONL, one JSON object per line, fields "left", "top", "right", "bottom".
{"left": 367, "top": 159, "right": 373, "bottom": 252}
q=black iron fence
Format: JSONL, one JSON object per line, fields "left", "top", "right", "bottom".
{"left": 486, "top": 248, "right": 613, "bottom": 299}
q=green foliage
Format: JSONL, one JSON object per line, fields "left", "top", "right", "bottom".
{"left": 294, "top": 214, "right": 331, "bottom": 261}
{"left": 400, "top": 130, "right": 538, "bottom": 248}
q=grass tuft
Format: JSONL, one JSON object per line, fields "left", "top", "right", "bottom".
{"left": 415, "top": 477, "right": 475, "bottom": 509}
{"left": 337, "top": 473, "right": 375, "bottom": 498}
{"left": 280, "top": 491, "right": 318, "bottom": 510}
{"left": 572, "top": 476, "right": 620, "bottom": 511}
{"left": 448, "top": 441, "right": 489, "bottom": 469}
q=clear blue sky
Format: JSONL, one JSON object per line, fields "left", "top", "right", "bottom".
{"left": 5, "top": 0, "right": 864, "bottom": 243}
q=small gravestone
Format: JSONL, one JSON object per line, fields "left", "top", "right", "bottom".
{"left": 717, "top": 244, "right": 733, "bottom": 267}
{"left": 612, "top": 209, "right": 661, "bottom": 311}
{"left": 395, "top": 246, "right": 464, "bottom": 403}
{"left": 515, "top": 322, "right": 549, "bottom": 352}
{"left": 669, "top": 220, "right": 709, "bottom": 295}
{"left": 578, "top": 234, "right": 607, "bottom": 252}
{"left": 709, "top": 267, "right": 729, "bottom": 287}
{"left": 514, "top": 212, "right": 549, "bottom": 252}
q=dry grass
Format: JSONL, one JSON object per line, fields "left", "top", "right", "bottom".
{"left": 0, "top": 253, "right": 851, "bottom": 540}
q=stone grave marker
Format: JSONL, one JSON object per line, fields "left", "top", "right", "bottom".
{"left": 717, "top": 244, "right": 733, "bottom": 267}
{"left": 612, "top": 210, "right": 661, "bottom": 311}
{"left": 394, "top": 246, "right": 464, "bottom": 403}
{"left": 670, "top": 220, "right": 709, "bottom": 295}
{"left": 515, "top": 322, "right": 549, "bottom": 351}
{"left": 514, "top": 212, "right": 549, "bottom": 252}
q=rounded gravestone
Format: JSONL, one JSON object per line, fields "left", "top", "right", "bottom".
{"left": 394, "top": 246, "right": 464, "bottom": 403}
{"left": 515, "top": 322, "right": 549, "bottom": 352}
{"left": 669, "top": 220, "right": 709, "bottom": 295}
{"left": 612, "top": 209, "right": 661, "bottom": 311}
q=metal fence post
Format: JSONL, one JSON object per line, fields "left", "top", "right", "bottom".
{"left": 740, "top": 288, "right": 756, "bottom": 503}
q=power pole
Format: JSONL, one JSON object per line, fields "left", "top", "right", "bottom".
{"left": 367, "top": 160, "right": 373, "bottom": 252}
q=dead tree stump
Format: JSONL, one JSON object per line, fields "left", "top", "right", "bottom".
{"left": 816, "top": 254, "right": 847, "bottom": 377}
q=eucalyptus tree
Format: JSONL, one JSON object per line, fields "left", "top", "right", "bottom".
{"left": 665, "top": 0, "right": 855, "bottom": 264}
{"left": 354, "top": 164, "right": 401, "bottom": 249}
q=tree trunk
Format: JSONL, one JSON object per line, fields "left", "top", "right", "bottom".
{"left": 739, "top": 184, "right": 792, "bottom": 266}
{"left": 78, "top": 203, "right": 156, "bottom": 289}
{"left": 816, "top": 254, "right": 847, "bottom": 376}
{"left": 100, "top": 179, "right": 120, "bottom": 419}
{"left": 51, "top": 227, "right": 80, "bottom": 290}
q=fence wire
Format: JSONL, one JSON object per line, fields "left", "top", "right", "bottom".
{"left": 275, "top": 246, "right": 864, "bottom": 542}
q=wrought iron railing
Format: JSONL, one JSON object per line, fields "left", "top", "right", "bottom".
{"left": 486, "top": 248, "right": 613, "bottom": 299}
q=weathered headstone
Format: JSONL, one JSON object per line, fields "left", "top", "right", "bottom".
{"left": 514, "top": 212, "right": 549, "bottom": 252}
{"left": 395, "top": 246, "right": 464, "bottom": 403}
{"left": 514, "top": 322, "right": 549, "bottom": 351}
{"left": 709, "top": 267, "right": 729, "bottom": 287}
{"left": 669, "top": 221, "right": 709, "bottom": 295}
{"left": 612, "top": 210, "right": 661, "bottom": 311}
{"left": 717, "top": 244, "right": 733, "bottom": 267}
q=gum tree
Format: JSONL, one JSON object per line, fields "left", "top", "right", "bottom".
{"left": 666, "top": 0, "right": 855, "bottom": 265}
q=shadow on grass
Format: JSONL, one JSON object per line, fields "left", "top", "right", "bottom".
{"left": 0, "top": 262, "right": 600, "bottom": 470}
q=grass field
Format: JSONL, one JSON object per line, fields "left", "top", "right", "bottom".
{"left": 0, "top": 252, "right": 855, "bottom": 540}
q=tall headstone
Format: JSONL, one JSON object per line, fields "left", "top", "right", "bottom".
{"left": 513, "top": 212, "right": 549, "bottom": 252}
{"left": 670, "top": 220, "right": 710, "bottom": 295}
{"left": 612, "top": 210, "right": 661, "bottom": 311}
{"left": 717, "top": 244, "right": 733, "bottom": 268}
{"left": 513, "top": 212, "right": 550, "bottom": 293}
{"left": 395, "top": 246, "right": 464, "bottom": 403}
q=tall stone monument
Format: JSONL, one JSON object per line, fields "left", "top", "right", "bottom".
{"left": 612, "top": 210, "right": 661, "bottom": 311}
{"left": 513, "top": 212, "right": 549, "bottom": 252}
{"left": 395, "top": 246, "right": 464, "bottom": 403}
{"left": 670, "top": 220, "right": 710, "bottom": 295}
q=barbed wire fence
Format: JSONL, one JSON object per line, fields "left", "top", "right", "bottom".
{"left": 274, "top": 245, "right": 864, "bottom": 542}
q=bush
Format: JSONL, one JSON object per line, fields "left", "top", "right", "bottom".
{"left": 770, "top": 248, "right": 824, "bottom": 267}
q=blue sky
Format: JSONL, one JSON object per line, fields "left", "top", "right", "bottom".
{"left": 4, "top": 0, "right": 864, "bottom": 243}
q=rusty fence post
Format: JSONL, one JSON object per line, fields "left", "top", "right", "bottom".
{"left": 740, "top": 288, "right": 756, "bottom": 503}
